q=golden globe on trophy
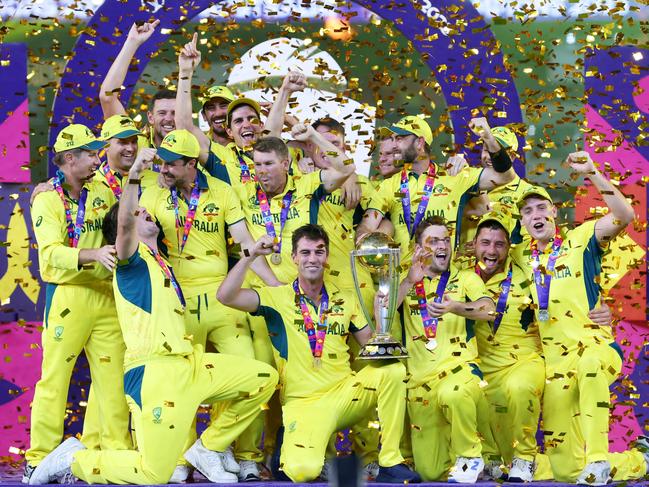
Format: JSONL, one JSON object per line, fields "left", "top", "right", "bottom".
{"left": 351, "top": 232, "right": 408, "bottom": 360}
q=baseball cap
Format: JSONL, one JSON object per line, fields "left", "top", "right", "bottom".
{"left": 476, "top": 205, "right": 516, "bottom": 236}
{"left": 226, "top": 97, "right": 262, "bottom": 125}
{"left": 157, "top": 129, "right": 200, "bottom": 162}
{"left": 100, "top": 115, "right": 143, "bottom": 141}
{"left": 516, "top": 185, "right": 553, "bottom": 209}
{"left": 53, "top": 124, "right": 107, "bottom": 153}
{"left": 491, "top": 126, "right": 518, "bottom": 152}
{"left": 379, "top": 115, "right": 433, "bottom": 146}
{"left": 200, "top": 85, "right": 235, "bottom": 106}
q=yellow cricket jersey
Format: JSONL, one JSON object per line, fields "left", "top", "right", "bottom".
{"left": 31, "top": 176, "right": 116, "bottom": 285}
{"left": 136, "top": 128, "right": 156, "bottom": 150}
{"left": 139, "top": 170, "right": 245, "bottom": 298}
{"left": 312, "top": 175, "right": 373, "bottom": 289}
{"left": 474, "top": 259, "right": 542, "bottom": 375}
{"left": 510, "top": 220, "right": 617, "bottom": 366}
{"left": 252, "top": 281, "right": 367, "bottom": 403}
{"left": 367, "top": 165, "right": 482, "bottom": 261}
{"left": 400, "top": 268, "right": 491, "bottom": 387}
{"left": 114, "top": 244, "right": 193, "bottom": 367}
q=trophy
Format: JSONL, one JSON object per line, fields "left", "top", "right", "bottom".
{"left": 351, "top": 232, "right": 408, "bottom": 360}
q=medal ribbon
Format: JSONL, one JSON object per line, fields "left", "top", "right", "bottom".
{"left": 292, "top": 278, "right": 329, "bottom": 358}
{"left": 531, "top": 228, "right": 563, "bottom": 316}
{"left": 170, "top": 174, "right": 201, "bottom": 254}
{"left": 257, "top": 186, "right": 293, "bottom": 257}
{"left": 236, "top": 148, "right": 253, "bottom": 183}
{"left": 52, "top": 174, "right": 88, "bottom": 248}
{"left": 99, "top": 162, "right": 122, "bottom": 199}
{"left": 414, "top": 270, "right": 450, "bottom": 339}
{"left": 400, "top": 163, "right": 436, "bottom": 238}
{"left": 145, "top": 244, "right": 185, "bottom": 307}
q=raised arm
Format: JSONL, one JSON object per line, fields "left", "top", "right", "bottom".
{"left": 100, "top": 20, "right": 160, "bottom": 118}
{"left": 264, "top": 72, "right": 307, "bottom": 137}
{"left": 176, "top": 33, "right": 211, "bottom": 163}
{"left": 217, "top": 235, "right": 277, "bottom": 313}
{"left": 228, "top": 220, "right": 283, "bottom": 286}
{"left": 116, "top": 148, "right": 157, "bottom": 260}
{"left": 567, "top": 151, "right": 635, "bottom": 244}
{"left": 468, "top": 117, "right": 516, "bottom": 191}
{"left": 428, "top": 296, "right": 494, "bottom": 321}
{"left": 291, "top": 123, "right": 354, "bottom": 192}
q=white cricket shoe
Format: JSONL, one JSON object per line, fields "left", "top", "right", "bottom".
{"left": 223, "top": 446, "right": 241, "bottom": 474}
{"left": 576, "top": 461, "right": 612, "bottom": 486}
{"left": 482, "top": 459, "right": 506, "bottom": 480}
{"left": 508, "top": 457, "right": 535, "bottom": 482}
{"left": 184, "top": 439, "right": 238, "bottom": 483}
{"left": 448, "top": 456, "right": 484, "bottom": 483}
{"left": 238, "top": 460, "right": 261, "bottom": 482}
{"left": 169, "top": 465, "right": 193, "bottom": 483}
{"left": 29, "top": 437, "right": 85, "bottom": 485}
{"left": 363, "top": 461, "right": 380, "bottom": 481}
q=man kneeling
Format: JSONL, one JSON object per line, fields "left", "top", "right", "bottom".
{"left": 218, "top": 224, "right": 420, "bottom": 483}
{"left": 30, "top": 148, "right": 278, "bottom": 485}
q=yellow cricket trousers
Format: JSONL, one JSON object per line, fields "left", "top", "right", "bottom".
{"left": 408, "top": 364, "right": 494, "bottom": 481}
{"left": 483, "top": 353, "right": 545, "bottom": 463}
{"left": 71, "top": 350, "right": 278, "bottom": 484}
{"left": 280, "top": 361, "right": 407, "bottom": 482}
{"left": 543, "top": 343, "right": 646, "bottom": 482}
{"left": 182, "top": 292, "right": 264, "bottom": 461}
{"left": 26, "top": 283, "right": 130, "bottom": 465}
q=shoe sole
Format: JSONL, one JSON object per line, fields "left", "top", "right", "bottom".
{"left": 184, "top": 448, "right": 237, "bottom": 483}
{"left": 29, "top": 438, "right": 82, "bottom": 485}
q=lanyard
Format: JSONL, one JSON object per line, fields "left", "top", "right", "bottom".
{"left": 99, "top": 162, "right": 123, "bottom": 199}
{"left": 400, "top": 164, "right": 436, "bottom": 238}
{"left": 257, "top": 186, "right": 293, "bottom": 255}
{"left": 531, "top": 228, "right": 563, "bottom": 318}
{"left": 292, "top": 279, "right": 329, "bottom": 363}
{"left": 52, "top": 175, "right": 88, "bottom": 248}
{"left": 476, "top": 263, "right": 513, "bottom": 334}
{"left": 144, "top": 244, "right": 185, "bottom": 307}
{"left": 414, "top": 270, "right": 450, "bottom": 341}
{"left": 169, "top": 174, "right": 201, "bottom": 254}
{"left": 236, "top": 148, "right": 253, "bottom": 183}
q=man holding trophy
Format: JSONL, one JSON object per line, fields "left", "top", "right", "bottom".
{"left": 217, "top": 224, "right": 421, "bottom": 484}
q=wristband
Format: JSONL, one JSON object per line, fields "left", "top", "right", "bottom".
{"left": 128, "top": 178, "right": 141, "bottom": 185}
{"left": 489, "top": 148, "right": 512, "bottom": 173}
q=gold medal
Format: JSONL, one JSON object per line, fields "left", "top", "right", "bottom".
{"left": 270, "top": 253, "right": 282, "bottom": 265}
{"left": 425, "top": 338, "right": 437, "bottom": 351}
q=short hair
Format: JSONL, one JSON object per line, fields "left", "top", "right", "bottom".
{"left": 475, "top": 219, "right": 510, "bottom": 242}
{"left": 414, "top": 215, "right": 449, "bottom": 244}
{"left": 52, "top": 148, "right": 86, "bottom": 167}
{"left": 253, "top": 136, "right": 289, "bottom": 161}
{"left": 312, "top": 117, "right": 346, "bottom": 137}
{"left": 102, "top": 203, "right": 119, "bottom": 246}
{"left": 291, "top": 224, "right": 329, "bottom": 254}
{"left": 150, "top": 89, "right": 176, "bottom": 109}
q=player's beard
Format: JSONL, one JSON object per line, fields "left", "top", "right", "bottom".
{"left": 400, "top": 140, "right": 418, "bottom": 165}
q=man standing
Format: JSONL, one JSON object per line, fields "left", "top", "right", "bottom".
{"left": 513, "top": 152, "right": 646, "bottom": 485}
{"left": 395, "top": 216, "right": 496, "bottom": 483}
{"left": 217, "top": 224, "right": 421, "bottom": 484}
{"left": 25, "top": 124, "right": 131, "bottom": 481}
{"left": 28, "top": 147, "right": 278, "bottom": 486}
{"left": 357, "top": 116, "right": 516, "bottom": 259}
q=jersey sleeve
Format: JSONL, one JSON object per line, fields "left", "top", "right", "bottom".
{"left": 203, "top": 149, "right": 232, "bottom": 184}
{"left": 115, "top": 248, "right": 152, "bottom": 313}
{"left": 348, "top": 295, "right": 370, "bottom": 332}
{"left": 31, "top": 191, "right": 80, "bottom": 270}
{"left": 461, "top": 270, "right": 492, "bottom": 302}
{"left": 365, "top": 177, "right": 393, "bottom": 217}
{"left": 296, "top": 170, "right": 324, "bottom": 195}
{"left": 223, "top": 183, "right": 245, "bottom": 225}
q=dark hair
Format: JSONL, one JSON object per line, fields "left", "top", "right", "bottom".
{"left": 253, "top": 136, "right": 289, "bottom": 161}
{"left": 312, "top": 117, "right": 346, "bottom": 137}
{"left": 150, "top": 89, "right": 176, "bottom": 109}
{"left": 291, "top": 224, "right": 329, "bottom": 255}
{"left": 102, "top": 203, "right": 119, "bottom": 246}
{"left": 52, "top": 148, "right": 85, "bottom": 167}
{"left": 475, "top": 219, "right": 510, "bottom": 242}
{"left": 414, "top": 215, "right": 449, "bottom": 244}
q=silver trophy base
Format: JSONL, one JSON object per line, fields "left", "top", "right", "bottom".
{"left": 357, "top": 334, "right": 408, "bottom": 360}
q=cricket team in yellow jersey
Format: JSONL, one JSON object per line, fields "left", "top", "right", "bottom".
{"left": 24, "top": 19, "right": 649, "bottom": 487}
